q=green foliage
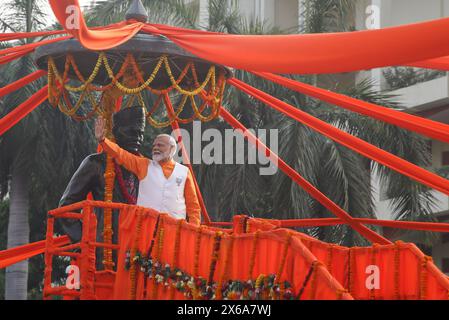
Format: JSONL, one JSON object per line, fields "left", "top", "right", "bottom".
{"left": 383, "top": 67, "right": 447, "bottom": 91}
{"left": 301, "top": 0, "right": 355, "bottom": 33}
{"left": 84, "top": 0, "right": 199, "bottom": 28}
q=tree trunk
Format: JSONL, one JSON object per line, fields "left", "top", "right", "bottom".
{"left": 5, "top": 164, "right": 30, "bottom": 300}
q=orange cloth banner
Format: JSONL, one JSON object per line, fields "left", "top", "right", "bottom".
{"left": 112, "top": 207, "right": 351, "bottom": 300}
{"left": 219, "top": 106, "right": 390, "bottom": 245}
{"left": 0, "top": 236, "right": 70, "bottom": 269}
{"left": 108, "top": 207, "right": 449, "bottom": 300}
{"left": 0, "top": 70, "right": 47, "bottom": 98}
{"left": 0, "top": 85, "right": 48, "bottom": 136}
{"left": 49, "top": 0, "right": 144, "bottom": 50}
{"left": 0, "top": 49, "right": 35, "bottom": 65}
{"left": 49, "top": 0, "right": 449, "bottom": 74}
{"left": 245, "top": 217, "right": 449, "bottom": 300}
{"left": 0, "top": 30, "right": 66, "bottom": 41}
{"left": 0, "top": 36, "right": 72, "bottom": 57}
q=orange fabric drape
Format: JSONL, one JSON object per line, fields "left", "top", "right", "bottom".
{"left": 109, "top": 206, "right": 449, "bottom": 300}
{"left": 247, "top": 217, "right": 449, "bottom": 300}
{"left": 254, "top": 72, "right": 449, "bottom": 145}
{"left": 49, "top": 0, "right": 144, "bottom": 50}
{"left": 406, "top": 56, "right": 449, "bottom": 71}
{"left": 0, "top": 36, "right": 72, "bottom": 57}
{"left": 0, "top": 70, "right": 47, "bottom": 98}
{"left": 0, "top": 85, "right": 48, "bottom": 136}
{"left": 47, "top": 0, "right": 449, "bottom": 74}
{"left": 0, "top": 236, "right": 70, "bottom": 269}
{"left": 0, "top": 30, "right": 66, "bottom": 41}
{"left": 228, "top": 78, "right": 449, "bottom": 197}
{"left": 47, "top": 1, "right": 449, "bottom": 74}
{"left": 112, "top": 206, "right": 350, "bottom": 300}
{"left": 0, "top": 49, "right": 35, "bottom": 65}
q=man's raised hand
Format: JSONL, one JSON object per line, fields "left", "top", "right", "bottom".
{"left": 95, "top": 117, "right": 106, "bottom": 142}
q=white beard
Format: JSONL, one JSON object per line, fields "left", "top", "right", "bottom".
{"left": 153, "top": 151, "right": 171, "bottom": 163}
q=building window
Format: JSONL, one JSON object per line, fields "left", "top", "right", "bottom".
{"left": 442, "top": 151, "right": 449, "bottom": 166}
{"left": 443, "top": 258, "right": 449, "bottom": 274}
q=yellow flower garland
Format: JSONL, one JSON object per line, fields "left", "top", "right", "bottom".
{"left": 47, "top": 52, "right": 226, "bottom": 127}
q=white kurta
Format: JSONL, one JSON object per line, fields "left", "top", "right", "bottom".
{"left": 136, "top": 160, "right": 189, "bottom": 220}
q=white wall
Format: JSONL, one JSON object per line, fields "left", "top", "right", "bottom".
{"left": 235, "top": 0, "right": 299, "bottom": 31}
{"left": 274, "top": 0, "right": 299, "bottom": 30}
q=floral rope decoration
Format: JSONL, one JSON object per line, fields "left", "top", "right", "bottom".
{"left": 169, "top": 219, "right": 184, "bottom": 300}
{"left": 194, "top": 226, "right": 203, "bottom": 278}
{"left": 248, "top": 230, "right": 259, "bottom": 280}
{"left": 276, "top": 233, "right": 292, "bottom": 286}
{"left": 47, "top": 53, "right": 226, "bottom": 126}
{"left": 102, "top": 100, "right": 117, "bottom": 270}
{"left": 370, "top": 244, "right": 379, "bottom": 300}
{"left": 296, "top": 260, "right": 318, "bottom": 300}
{"left": 394, "top": 241, "right": 401, "bottom": 299}
{"left": 129, "top": 209, "right": 144, "bottom": 300}
{"left": 125, "top": 214, "right": 295, "bottom": 300}
{"left": 419, "top": 255, "right": 432, "bottom": 300}
{"left": 141, "top": 214, "right": 161, "bottom": 299}
{"left": 152, "top": 217, "right": 166, "bottom": 300}
{"left": 125, "top": 250, "right": 295, "bottom": 300}
{"left": 204, "top": 232, "right": 223, "bottom": 300}
{"left": 216, "top": 235, "right": 234, "bottom": 300}
{"left": 346, "top": 248, "right": 354, "bottom": 296}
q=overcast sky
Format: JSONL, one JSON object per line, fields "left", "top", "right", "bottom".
{"left": 42, "top": 0, "right": 95, "bottom": 26}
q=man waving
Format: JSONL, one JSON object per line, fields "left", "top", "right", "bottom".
{"left": 95, "top": 117, "right": 201, "bottom": 226}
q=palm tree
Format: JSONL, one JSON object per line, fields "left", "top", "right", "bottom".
{"left": 84, "top": 0, "right": 438, "bottom": 247}
{"left": 0, "top": 0, "right": 95, "bottom": 299}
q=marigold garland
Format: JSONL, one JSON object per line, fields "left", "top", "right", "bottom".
{"left": 347, "top": 248, "right": 355, "bottom": 296}
{"left": 152, "top": 219, "right": 165, "bottom": 300}
{"left": 193, "top": 226, "right": 203, "bottom": 278}
{"left": 169, "top": 219, "right": 183, "bottom": 299}
{"left": 101, "top": 93, "right": 118, "bottom": 270}
{"left": 206, "top": 232, "right": 223, "bottom": 299}
{"left": 124, "top": 215, "right": 296, "bottom": 301}
{"left": 296, "top": 262, "right": 315, "bottom": 300}
{"left": 370, "top": 244, "right": 378, "bottom": 300}
{"left": 419, "top": 255, "right": 432, "bottom": 300}
{"left": 47, "top": 53, "right": 226, "bottom": 126}
{"left": 216, "top": 235, "right": 234, "bottom": 299}
{"left": 394, "top": 241, "right": 401, "bottom": 299}
{"left": 142, "top": 215, "right": 161, "bottom": 299}
{"left": 129, "top": 209, "right": 144, "bottom": 300}
{"left": 248, "top": 231, "right": 259, "bottom": 280}
{"left": 276, "top": 233, "right": 292, "bottom": 286}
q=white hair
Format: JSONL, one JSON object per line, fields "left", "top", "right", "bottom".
{"left": 156, "top": 134, "right": 177, "bottom": 158}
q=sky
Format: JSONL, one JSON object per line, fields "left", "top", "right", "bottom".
{"left": 41, "top": 0, "right": 95, "bottom": 25}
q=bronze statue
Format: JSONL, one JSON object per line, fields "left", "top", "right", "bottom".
{"left": 58, "top": 106, "right": 145, "bottom": 269}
